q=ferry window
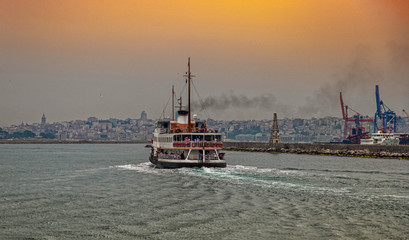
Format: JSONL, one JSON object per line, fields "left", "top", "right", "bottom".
{"left": 157, "top": 123, "right": 162, "bottom": 128}
{"left": 215, "top": 135, "right": 221, "bottom": 141}
{"left": 183, "top": 135, "right": 191, "bottom": 141}
{"left": 205, "top": 135, "right": 213, "bottom": 141}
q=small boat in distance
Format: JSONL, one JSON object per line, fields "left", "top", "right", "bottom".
{"left": 149, "top": 58, "right": 226, "bottom": 168}
{"left": 360, "top": 131, "right": 400, "bottom": 145}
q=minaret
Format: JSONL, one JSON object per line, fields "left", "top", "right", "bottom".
{"left": 41, "top": 113, "right": 46, "bottom": 125}
{"left": 269, "top": 113, "right": 280, "bottom": 143}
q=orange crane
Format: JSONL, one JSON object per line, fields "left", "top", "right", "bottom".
{"left": 340, "top": 92, "right": 373, "bottom": 143}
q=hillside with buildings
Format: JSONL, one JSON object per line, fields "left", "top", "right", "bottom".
{"left": 1, "top": 111, "right": 409, "bottom": 143}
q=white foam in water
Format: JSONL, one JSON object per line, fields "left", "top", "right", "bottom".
{"left": 178, "top": 164, "right": 285, "bottom": 187}
{"left": 381, "top": 194, "right": 409, "bottom": 199}
{"left": 230, "top": 164, "right": 304, "bottom": 176}
{"left": 188, "top": 165, "right": 350, "bottom": 194}
{"left": 114, "top": 162, "right": 160, "bottom": 174}
{"left": 113, "top": 163, "right": 349, "bottom": 195}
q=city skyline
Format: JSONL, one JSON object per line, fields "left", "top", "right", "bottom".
{"left": 1, "top": 0, "right": 409, "bottom": 126}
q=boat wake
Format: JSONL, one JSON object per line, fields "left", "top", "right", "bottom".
{"left": 182, "top": 165, "right": 350, "bottom": 193}
{"left": 113, "top": 162, "right": 409, "bottom": 200}
{"left": 115, "top": 162, "right": 349, "bottom": 194}
{"left": 113, "top": 162, "right": 160, "bottom": 174}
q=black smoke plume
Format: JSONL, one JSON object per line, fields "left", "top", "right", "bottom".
{"left": 192, "top": 93, "right": 292, "bottom": 115}
{"left": 192, "top": 45, "right": 409, "bottom": 118}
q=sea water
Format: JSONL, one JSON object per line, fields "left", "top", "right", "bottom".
{"left": 0, "top": 144, "right": 408, "bottom": 239}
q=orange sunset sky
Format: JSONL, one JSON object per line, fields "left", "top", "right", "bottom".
{"left": 1, "top": 0, "right": 409, "bottom": 124}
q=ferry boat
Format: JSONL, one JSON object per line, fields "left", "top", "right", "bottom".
{"left": 360, "top": 131, "right": 400, "bottom": 145}
{"left": 149, "top": 58, "right": 226, "bottom": 168}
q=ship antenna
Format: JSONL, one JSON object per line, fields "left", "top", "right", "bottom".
{"left": 172, "top": 85, "right": 175, "bottom": 121}
{"left": 178, "top": 97, "right": 182, "bottom": 111}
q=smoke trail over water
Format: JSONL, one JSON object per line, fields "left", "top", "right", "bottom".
{"left": 194, "top": 48, "right": 381, "bottom": 118}
{"left": 193, "top": 45, "right": 408, "bottom": 119}
{"left": 192, "top": 93, "right": 293, "bottom": 116}
{"left": 296, "top": 46, "right": 381, "bottom": 117}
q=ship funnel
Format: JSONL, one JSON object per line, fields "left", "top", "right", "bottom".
{"left": 177, "top": 110, "right": 188, "bottom": 124}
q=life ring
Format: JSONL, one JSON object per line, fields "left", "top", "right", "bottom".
{"left": 205, "top": 142, "right": 210, "bottom": 147}
{"left": 211, "top": 143, "right": 215, "bottom": 147}
{"left": 192, "top": 143, "right": 196, "bottom": 147}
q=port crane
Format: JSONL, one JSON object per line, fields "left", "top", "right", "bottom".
{"left": 340, "top": 92, "right": 373, "bottom": 144}
{"left": 374, "top": 85, "right": 397, "bottom": 133}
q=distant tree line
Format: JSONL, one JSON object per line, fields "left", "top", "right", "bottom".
{"left": 0, "top": 128, "right": 56, "bottom": 139}
{"left": 227, "top": 125, "right": 262, "bottom": 139}
{"left": 39, "top": 130, "right": 57, "bottom": 139}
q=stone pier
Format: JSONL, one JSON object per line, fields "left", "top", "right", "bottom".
{"left": 223, "top": 142, "right": 409, "bottom": 159}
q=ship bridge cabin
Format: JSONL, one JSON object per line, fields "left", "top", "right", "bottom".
{"left": 155, "top": 110, "right": 210, "bottom": 134}
{"left": 153, "top": 110, "right": 223, "bottom": 150}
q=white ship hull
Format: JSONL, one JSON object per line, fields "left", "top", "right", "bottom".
{"left": 150, "top": 154, "right": 226, "bottom": 168}
{"left": 360, "top": 132, "right": 400, "bottom": 145}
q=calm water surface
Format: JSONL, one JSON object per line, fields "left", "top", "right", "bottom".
{"left": 0, "top": 144, "right": 408, "bottom": 239}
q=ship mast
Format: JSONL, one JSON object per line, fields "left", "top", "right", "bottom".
{"left": 187, "top": 57, "right": 191, "bottom": 133}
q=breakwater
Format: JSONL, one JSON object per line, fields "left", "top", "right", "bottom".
{"left": 223, "top": 142, "right": 409, "bottom": 159}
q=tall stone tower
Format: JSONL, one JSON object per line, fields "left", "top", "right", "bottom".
{"left": 140, "top": 111, "right": 147, "bottom": 120}
{"left": 269, "top": 113, "right": 280, "bottom": 143}
{"left": 41, "top": 113, "right": 46, "bottom": 125}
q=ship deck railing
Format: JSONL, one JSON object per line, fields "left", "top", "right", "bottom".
{"left": 172, "top": 140, "right": 223, "bottom": 148}
{"left": 157, "top": 153, "right": 224, "bottom": 161}
{"left": 156, "top": 128, "right": 220, "bottom": 134}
